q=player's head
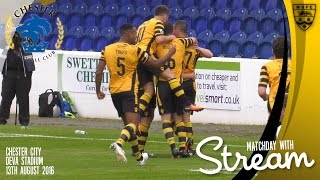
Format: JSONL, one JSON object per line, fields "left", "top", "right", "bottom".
{"left": 272, "top": 37, "right": 286, "bottom": 59}
{"left": 173, "top": 20, "right": 188, "bottom": 38}
{"left": 154, "top": 5, "right": 169, "bottom": 24}
{"left": 164, "top": 23, "right": 173, "bottom": 36}
{"left": 119, "top": 23, "right": 137, "bottom": 45}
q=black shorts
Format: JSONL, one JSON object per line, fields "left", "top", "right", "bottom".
{"left": 138, "top": 64, "right": 169, "bottom": 88}
{"left": 182, "top": 79, "right": 196, "bottom": 105}
{"left": 111, "top": 91, "right": 138, "bottom": 117}
{"left": 138, "top": 89, "right": 156, "bottom": 117}
{"left": 157, "top": 81, "right": 184, "bottom": 115}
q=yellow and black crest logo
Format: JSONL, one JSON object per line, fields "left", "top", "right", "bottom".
{"left": 293, "top": 4, "right": 316, "bottom": 31}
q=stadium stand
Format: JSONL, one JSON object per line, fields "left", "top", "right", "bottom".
{"left": 20, "top": 0, "right": 290, "bottom": 59}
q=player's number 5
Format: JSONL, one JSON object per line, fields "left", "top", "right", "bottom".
{"left": 117, "top": 57, "right": 125, "bottom": 76}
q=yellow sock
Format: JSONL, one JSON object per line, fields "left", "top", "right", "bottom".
{"left": 139, "top": 93, "right": 152, "bottom": 112}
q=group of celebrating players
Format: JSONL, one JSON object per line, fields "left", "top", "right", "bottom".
{"left": 95, "top": 5, "right": 213, "bottom": 165}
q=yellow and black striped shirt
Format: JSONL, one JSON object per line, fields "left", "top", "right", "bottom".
{"left": 259, "top": 59, "right": 291, "bottom": 110}
{"left": 156, "top": 38, "right": 193, "bottom": 82}
{"left": 101, "top": 42, "right": 149, "bottom": 94}
{"left": 137, "top": 18, "right": 164, "bottom": 55}
{"left": 183, "top": 46, "right": 200, "bottom": 75}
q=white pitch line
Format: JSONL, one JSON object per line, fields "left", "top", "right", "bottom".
{"left": 0, "top": 133, "right": 246, "bottom": 148}
{"left": 188, "top": 168, "right": 240, "bottom": 175}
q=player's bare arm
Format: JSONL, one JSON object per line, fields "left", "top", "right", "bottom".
{"left": 155, "top": 34, "right": 176, "bottom": 44}
{"left": 258, "top": 86, "right": 269, "bottom": 101}
{"left": 197, "top": 47, "right": 213, "bottom": 58}
{"left": 145, "top": 45, "right": 176, "bottom": 68}
{"left": 95, "top": 59, "right": 106, "bottom": 100}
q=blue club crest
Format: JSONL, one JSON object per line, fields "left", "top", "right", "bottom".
{"left": 16, "top": 14, "right": 52, "bottom": 52}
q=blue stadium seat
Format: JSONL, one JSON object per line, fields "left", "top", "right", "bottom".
{"left": 181, "top": 16, "right": 193, "bottom": 28}
{"left": 210, "top": 18, "right": 225, "bottom": 34}
{"left": 88, "top": 3, "right": 103, "bottom": 16}
{"left": 247, "top": 31, "right": 263, "bottom": 45}
{"left": 169, "top": 6, "right": 183, "bottom": 19}
{"left": 64, "top": 36, "right": 78, "bottom": 51}
{"left": 115, "top": 15, "right": 128, "bottom": 30}
{"left": 86, "top": 0, "right": 101, "bottom": 6}
{"left": 100, "top": 15, "right": 112, "bottom": 29}
{"left": 188, "top": 29, "right": 197, "bottom": 37}
{"left": 166, "top": 0, "right": 179, "bottom": 8}
{"left": 101, "top": 0, "right": 116, "bottom": 6}
{"left": 198, "top": 40, "right": 207, "bottom": 49}
{"left": 48, "top": 3, "right": 57, "bottom": 11}
{"left": 277, "top": 0, "right": 286, "bottom": 12}
{"left": 195, "top": 17, "right": 208, "bottom": 33}
{"left": 258, "top": 42, "right": 273, "bottom": 59}
{"left": 96, "top": 37, "right": 109, "bottom": 51}
{"left": 55, "top": 13, "right": 67, "bottom": 24}
{"left": 259, "top": 18, "right": 275, "bottom": 36}
{"left": 249, "top": 9, "right": 265, "bottom": 21}
{"left": 264, "top": 0, "right": 278, "bottom": 12}
{"left": 84, "top": 26, "right": 99, "bottom": 39}
{"left": 197, "top": 30, "right": 213, "bottom": 43}
{"left": 227, "top": 18, "right": 242, "bottom": 35}
{"left": 276, "top": 18, "right": 289, "bottom": 36}
{"left": 136, "top": 5, "right": 150, "bottom": 18}
{"left": 199, "top": 0, "right": 212, "bottom": 11}
{"left": 214, "top": 0, "right": 227, "bottom": 11}
{"left": 119, "top": 5, "right": 135, "bottom": 18}
{"left": 168, "top": 16, "right": 175, "bottom": 24}
{"left": 104, "top": 4, "right": 119, "bottom": 16}
{"left": 150, "top": 0, "right": 163, "bottom": 8}
{"left": 183, "top": 6, "right": 199, "bottom": 20}
{"left": 232, "top": 8, "right": 248, "bottom": 21}
{"left": 231, "top": 0, "right": 245, "bottom": 11}
{"left": 84, "top": 14, "right": 97, "bottom": 28}
{"left": 73, "top": 3, "right": 88, "bottom": 16}
{"left": 80, "top": 37, "right": 94, "bottom": 51}
{"left": 213, "top": 30, "right": 230, "bottom": 44}
{"left": 241, "top": 42, "right": 258, "bottom": 58}
{"left": 51, "top": 25, "right": 68, "bottom": 36}
{"left": 266, "top": 8, "right": 282, "bottom": 21}
{"left": 216, "top": 8, "right": 231, "bottom": 20}
{"left": 70, "top": 0, "right": 84, "bottom": 7}
{"left": 48, "top": 36, "right": 58, "bottom": 50}
{"left": 225, "top": 41, "right": 241, "bottom": 57}
{"left": 263, "top": 32, "right": 279, "bottom": 43}
{"left": 100, "top": 27, "right": 115, "bottom": 40}
{"left": 209, "top": 41, "right": 224, "bottom": 57}
{"left": 67, "top": 14, "right": 82, "bottom": 28}
{"left": 199, "top": 8, "right": 215, "bottom": 20}
{"left": 134, "top": 0, "right": 147, "bottom": 7}
{"left": 57, "top": 0, "right": 70, "bottom": 5}
{"left": 58, "top": 3, "right": 73, "bottom": 15}
{"left": 119, "top": 0, "right": 132, "bottom": 6}
{"left": 242, "top": 17, "right": 258, "bottom": 35}
{"left": 67, "top": 26, "right": 84, "bottom": 38}
{"left": 247, "top": 0, "right": 261, "bottom": 11}
{"left": 230, "top": 31, "right": 247, "bottom": 44}
{"left": 182, "top": 0, "right": 196, "bottom": 9}
{"left": 132, "top": 16, "right": 144, "bottom": 28}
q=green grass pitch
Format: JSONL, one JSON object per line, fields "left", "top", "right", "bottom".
{"left": 0, "top": 118, "right": 264, "bottom": 180}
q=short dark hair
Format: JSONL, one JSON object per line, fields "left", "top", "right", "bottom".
{"left": 272, "top": 37, "right": 286, "bottom": 58}
{"left": 154, "top": 5, "right": 169, "bottom": 16}
{"left": 173, "top": 20, "right": 188, "bottom": 34}
{"left": 164, "top": 23, "right": 173, "bottom": 35}
{"left": 119, "top": 23, "right": 135, "bottom": 36}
